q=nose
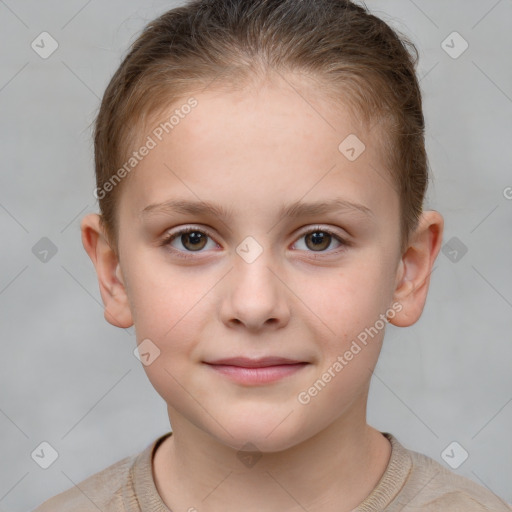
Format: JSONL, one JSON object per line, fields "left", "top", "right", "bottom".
{"left": 219, "top": 249, "right": 291, "bottom": 333}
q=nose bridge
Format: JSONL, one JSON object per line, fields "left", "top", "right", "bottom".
{"left": 220, "top": 235, "right": 290, "bottom": 330}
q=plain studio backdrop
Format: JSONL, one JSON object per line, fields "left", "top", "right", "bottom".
{"left": 0, "top": 1, "right": 511, "bottom": 510}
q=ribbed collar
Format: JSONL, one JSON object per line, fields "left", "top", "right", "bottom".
{"left": 131, "top": 431, "right": 412, "bottom": 512}
{"left": 354, "top": 432, "right": 412, "bottom": 511}
{"left": 131, "top": 431, "right": 173, "bottom": 512}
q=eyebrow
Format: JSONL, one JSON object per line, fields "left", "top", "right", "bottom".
{"left": 140, "top": 197, "right": 374, "bottom": 221}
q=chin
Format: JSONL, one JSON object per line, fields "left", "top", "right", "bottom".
{"left": 206, "top": 411, "right": 310, "bottom": 453}
{"left": 219, "top": 430, "right": 301, "bottom": 454}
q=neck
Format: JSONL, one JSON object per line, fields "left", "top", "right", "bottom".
{"left": 153, "top": 406, "right": 391, "bottom": 512}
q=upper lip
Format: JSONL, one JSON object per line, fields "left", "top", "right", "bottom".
{"left": 204, "top": 357, "right": 306, "bottom": 368}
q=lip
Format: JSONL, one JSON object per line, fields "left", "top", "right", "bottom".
{"left": 203, "top": 357, "right": 309, "bottom": 385}
{"left": 205, "top": 357, "right": 305, "bottom": 368}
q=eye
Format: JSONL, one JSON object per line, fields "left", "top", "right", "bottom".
{"left": 292, "top": 226, "right": 347, "bottom": 254}
{"left": 161, "top": 226, "right": 218, "bottom": 259}
{"left": 161, "top": 224, "right": 348, "bottom": 259}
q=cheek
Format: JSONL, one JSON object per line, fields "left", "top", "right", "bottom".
{"left": 300, "top": 260, "right": 391, "bottom": 332}
{"left": 120, "top": 244, "right": 222, "bottom": 364}
{"left": 129, "top": 273, "right": 209, "bottom": 403}
{"left": 125, "top": 252, "right": 208, "bottom": 340}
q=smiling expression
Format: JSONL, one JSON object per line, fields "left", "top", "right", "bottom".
{"left": 110, "top": 73, "right": 403, "bottom": 451}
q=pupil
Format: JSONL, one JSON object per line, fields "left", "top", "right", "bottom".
{"left": 188, "top": 232, "right": 201, "bottom": 245}
{"left": 311, "top": 232, "right": 323, "bottom": 245}
{"left": 184, "top": 232, "right": 205, "bottom": 250}
{"left": 308, "top": 231, "right": 330, "bottom": 251}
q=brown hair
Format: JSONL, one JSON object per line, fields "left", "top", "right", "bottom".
{"left": 93, "top": 0, "right": 428, "bottom": 256}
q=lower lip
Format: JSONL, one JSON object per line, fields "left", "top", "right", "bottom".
{"left": 205, "top": 363, "right": 308, "bottom": 385}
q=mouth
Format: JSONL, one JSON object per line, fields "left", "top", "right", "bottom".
{"left": 203, "top": 357, "right": 310, "bottom": 385}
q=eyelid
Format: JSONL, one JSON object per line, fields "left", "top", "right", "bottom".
{"left": 161, "top": 223, "right": 350, "bottom": 258}
{"left": 295, "top": 224, "right": 348, "bottom": 240}
{"left": 292, "top": 225, "right": 351, "bottom": 253}
{"left": 163, "top": 224, "right": 348, "bottom": 244}
{"left": 159, "top": 225, "right": 220, "bottom": 259}
{"left": 162, "top": 224, "right": 219, "bottom": 246}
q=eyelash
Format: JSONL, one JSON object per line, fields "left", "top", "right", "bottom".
{"left": 160, "top": 225, "right": 349, "bottom": 260}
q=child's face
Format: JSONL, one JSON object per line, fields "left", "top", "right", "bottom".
{"left": 84, "top": 74, "right": 435, "bottom": 451}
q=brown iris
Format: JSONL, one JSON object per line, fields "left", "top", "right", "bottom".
{"left": 180, "top": 231, "right": 208, "bottom": 251}
{"left": 305, "top": 231, "right": 331, "bottom": 251}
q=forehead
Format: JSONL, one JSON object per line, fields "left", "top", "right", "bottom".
{"left": 118, "top": 74, "right": 397, "bottom": 223}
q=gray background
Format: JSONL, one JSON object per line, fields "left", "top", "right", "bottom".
{"left": 1, "top": 0, "right": 511, "bottom": 510}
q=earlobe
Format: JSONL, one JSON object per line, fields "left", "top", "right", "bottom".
{"left": 388, "top": 210, "right": 444, "bottom": 328}
{"left": 80, "top": 213, "right": 134, "bottom": 329}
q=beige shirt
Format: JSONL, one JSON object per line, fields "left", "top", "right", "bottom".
{"left": 33, "top": 431, "right": 512, "bottom": 511}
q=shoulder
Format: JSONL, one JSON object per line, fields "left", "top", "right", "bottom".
{"left": 390, "top": 438, "right": 512, "bottom": 511}
{"left": 31, "top": 452, "right": 136, "bottom": 512}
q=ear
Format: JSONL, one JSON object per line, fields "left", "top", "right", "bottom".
{"left": 389, "top": 210, "right": 444, "bottom": 327}
{"left": 80, "top": 213, "right": 134, "bottom": 328}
